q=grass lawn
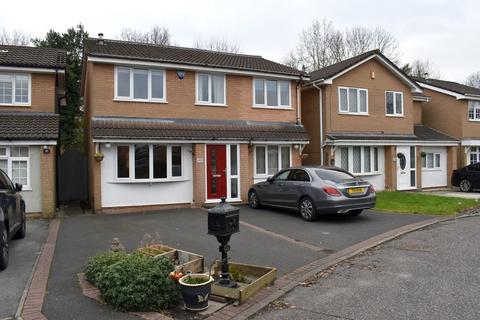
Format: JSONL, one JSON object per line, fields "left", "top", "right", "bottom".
{"left": 374, "top": 191, "right": 479, "bottom": 216}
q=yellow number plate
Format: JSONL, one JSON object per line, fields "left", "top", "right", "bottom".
{"left": 348, "top": 187, "right": 365, "bottom": 194}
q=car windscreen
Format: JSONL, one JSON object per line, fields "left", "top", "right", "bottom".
{"left": 315, "top": 169, "right": 354, "bottom": 183}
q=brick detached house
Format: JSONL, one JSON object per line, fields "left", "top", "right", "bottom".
{"left": 415, "top": 78, "right": 480, "bottom": 167}
{"left": 301, "top": 50, "right": 458, "bottom": 191}
{"left": 0, "top": 45, "right": 66, "bottom": 217}
{"left": 81, "top": 37, "right": 309, "bottom": 213}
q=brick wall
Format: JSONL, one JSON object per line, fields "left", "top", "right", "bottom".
{"left": 40, "top": 145, "right": 56, "bottom": 218}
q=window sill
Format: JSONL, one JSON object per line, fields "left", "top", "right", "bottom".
{"left": 252, "top": 106, "right": 293, "bottom": 110}
{"left": 468, "top": 119, "right": 480, "bottom": 122}
{"left": 108, "top": 178, "right": 189, "bottom": 184}
{"left": 352, "top": 172, "right": 382, "bottom": 177}
{"left": 20, "top": 187, "right": 32, "bottom": 191}
{"left": 385, "top": 114, "right": 404, "bottom": 118}
{"left": 0, "top": 104, "right": 31, "bottom": 107}
{"left": 113, "top": 98, "right": 168, "bottom": 104}
{"left": 338, "top": 112, "right": 369, "bottom": 116}
{"left": 421, "top": 168, "right": 442, "bottom": 172}
{"left": 195, "top": 103, "right": 228, "bottom": 107}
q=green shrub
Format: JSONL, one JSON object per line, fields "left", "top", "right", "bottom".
{"left": 84, "top": 251, "right": 128, "bottom": 285}
{"left": 96, "top": 253, "right": 180, "bottom": 311}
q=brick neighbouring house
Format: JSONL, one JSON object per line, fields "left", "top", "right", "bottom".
{"left": 0, "top": 45, "right": 66, "bottom": 217}
{"left": 301, "top": 50, "right": 459, "bottom": 191}
{"left": 81, "top": 37, "right": 309, "bottom": 213}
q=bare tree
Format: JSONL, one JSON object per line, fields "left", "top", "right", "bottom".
{"left": 194, "top": 37, "right": 240, "bottom": 53}
{"left": 405, "top": 59, "right": 441, "bottom": 78}
{"left": 286, "top": 20, "right": 400, "bottom": 72}
{"left": 0, "top": 29, "right": 31, "bottom": 46}
{"left": 465, "top": 72, "right": 480, "bottom": 88}
{"left": 345, "top": 26, "right": 399, "bottom": 63}
{"left": 282, "top": 49, "right": 303, "bottom": 69}
{"left": 119, "top": 25, "right": 171, "bottom": 45}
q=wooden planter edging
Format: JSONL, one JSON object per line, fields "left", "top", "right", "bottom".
{"left": 155, "top": 249, "right": 204, "bottom": 274}
{"left": 210, "top": 261, "right": 277, "bottom": 305}
{"left": 136, "top": 244, "right": 175, "bottom": 257}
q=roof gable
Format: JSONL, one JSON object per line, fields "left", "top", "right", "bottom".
{"left": 307, "top": 50, "right": 422, "bottom": 93}
{"left": 84, "top": 38, "right": 303, "bottom": 78}
{"left": 415, "top": 77, "right": 480, "bottom": 100}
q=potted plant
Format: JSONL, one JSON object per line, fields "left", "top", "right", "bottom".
{"left": 178, "top": 273, "right": 214, "bottom": 311}
{"left": 94, "top": 152, "right": 104, "bottom": 162}
{"left": 420, "top": 151, "right": 427, "bottom": 158}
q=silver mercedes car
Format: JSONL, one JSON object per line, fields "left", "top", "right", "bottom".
{"left": 248, "top": 166, "right": 376, "bottom": 221}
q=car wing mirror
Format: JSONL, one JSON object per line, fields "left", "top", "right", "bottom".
{"left": 15, "top": 183, "right": 22, "bottom": 192}
{"left": 266, "top": 176, "right": 274, "bottom": 183}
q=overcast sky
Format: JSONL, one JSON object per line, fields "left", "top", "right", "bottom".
{"left": 1, "top": 0, "right": 478, "bottom": 82}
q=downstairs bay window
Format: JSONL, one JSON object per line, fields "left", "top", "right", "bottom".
{"left": 254, "top": 145, "right": 291, "bottom": 176}
{"left": 116, "top": 144, "right": 183, "bottom": 181}
{"left": 470, "top": 147, "right": 480, "bottom": 164}
{"left": 422, "top": 152, "right": 441, "bottom": 169}
{"left": 0, "top": 146, "right": 29, "bottom": 188}
{"left": 338, "top": 146, "right": 379, "bottom": 175}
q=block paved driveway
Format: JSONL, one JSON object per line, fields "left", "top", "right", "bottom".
{"left": 43, "top": 207, "right": 431, "bottom": 320}
{"left": 0, "top": 220, "right": 49, "bottom": 320}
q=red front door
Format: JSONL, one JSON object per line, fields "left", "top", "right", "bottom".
{"left": 206, "top": 145, "right": 227, "bottom": 199}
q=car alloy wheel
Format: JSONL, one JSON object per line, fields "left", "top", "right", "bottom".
{"left": 300, "top": 198, "right": 314, "bottom": 220}
{"left": 460, "top": 179, "right": 472, "bottom": 192}
{"left": 249, "top": 191, "right": 259, "bottom": 208}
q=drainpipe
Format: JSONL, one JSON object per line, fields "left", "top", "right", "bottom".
{"left": 312, "top": 83, "right": 324, "bottom": 165}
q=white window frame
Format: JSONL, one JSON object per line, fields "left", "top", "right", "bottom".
{"left": 0, "top": 73, "right": 31, "bottom": 106}
{"left": 254, "top": 145, "right": 292, "bottom": 178}
{"left": 338, "top": 146, "right": 380, "bottom": 175}
{"left": 114, "top": 66, "right": 167, "bottom": 103}
{"left": 385, "top": 91, "right": 404, "bottom": 117}
{"left": 253, "top": 78, "right": 292, "bottom": 109}
{"left": 422, "top": 152, "right": 441, "bottom": 170}
{"left": 226, "top": 144, "right": 241, "bottom": 201}
{"left": 0, "top": 146, "right": 30, "bottom": 189}
{"left": 468, "top": 101, "right": 480, "bottom": 121}
{"left": 469, "top": 147, "right": 480, "bottom": 164}
{"left": 114, "top": 144, "right": 185, "bottom": 182}
{"left": 338, "top": 87, "right": 368, "bottom": 115}
{"left": 195, "top": 73, "right": 227, "bottom": 106}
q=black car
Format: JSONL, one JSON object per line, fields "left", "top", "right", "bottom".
{"left": 0, "top": 169, "right": 26, "bottom": 270}
{"left": 452, "top": 163, "right": 480, "bottom": 192}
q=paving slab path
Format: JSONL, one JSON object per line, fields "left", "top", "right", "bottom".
{"left": 253, "top": 216, "right": 480, "bottom": 320}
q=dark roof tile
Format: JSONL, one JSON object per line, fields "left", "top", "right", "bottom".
{"left": 0, "top": 45, "right": 66, "bottom": 69}
{"left": 414, "top": 77, "right": 480, "bottom": 97}
{"left": 92, "top": 116, "right": 309, "bottom": 142}
{"left": 0, "top": 112, "right": 59, "bottom": 140}
{"left": 85, "top": 38, "right": 303, "bottom": 77}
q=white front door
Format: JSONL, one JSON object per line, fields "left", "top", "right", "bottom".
{"left": 396, "top": 146, "right": 416, "bottom": 190}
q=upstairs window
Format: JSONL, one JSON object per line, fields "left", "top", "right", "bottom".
{"left": 0, "top": 73, "right": 31, "bottom": 105}
{"left": 338, "top": 87, "right": 368, "bottom": 115}
{"left": 468, "top": 101, "right": 480, "bottom": 121}
{"left": 254, "top": 79, "right": 291, "bottom": 108}
{"left": 386, "top": 91, "right": 404, "bottom": 116}
{"left": 115, "top": 67, "right": 166, "bottom": 102}
{"left": 196, "top": 73, "right": 225, "bottom": 105}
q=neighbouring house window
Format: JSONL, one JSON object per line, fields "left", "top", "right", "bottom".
{"left": 468, "top": 101, "right": 480, "bottom": 121}
{"left": 255, "top": 145, "right": 291, "bottom": 176}
{"left": 253, "top": 78, "right": 291, "bottom": 108}
{"left": 0, "top": 73, "right": 31, "bottom": 105}
{"left": 422, "top": 152, "right": 441, "bottom": 169}
{"left": 338, "top": 146, "right": 379, "bottom": 174}
{"left": 0, "top": 146, "right": 29, "bottom": 187}
{"left": 116, "top": 144, "right": 184, "bottom": 181}
{"left": 338, "top": 87, "right": 368, "bottom": 114}
{"left": 196, "top": 73, "right": 225, "bottom": 105}
{"left": 386, "top": 91, "right": 404, "bottom": 116}
{"left": 470, "top": 147, "right": 480, "bottom": 164}
{"left": 115, "top": 67, "right": 166, "bottom": 102}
